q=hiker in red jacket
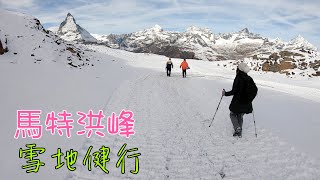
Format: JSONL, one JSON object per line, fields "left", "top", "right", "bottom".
{"left": 180, "top": 59, "right": 189, "bottom": 78}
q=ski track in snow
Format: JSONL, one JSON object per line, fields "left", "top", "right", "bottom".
{"left": 67, "top": 71, "right": 320, "bottom": 180}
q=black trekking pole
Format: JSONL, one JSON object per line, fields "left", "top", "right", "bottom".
{"left": 209, "top": 94, "right": 224, "bottom": 127}
{"left": 253, "top": 109, "right": 257, "bottom": 138}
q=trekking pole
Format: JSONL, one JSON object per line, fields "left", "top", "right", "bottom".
{"left": 253, "top": 109, "right": 257, "bottom": 138}
{"left": 209, "top": 94, "right": 224, "bottom": 127}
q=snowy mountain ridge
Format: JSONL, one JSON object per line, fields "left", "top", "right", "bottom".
{"left": 286, "top": 35, "right": 315, "bottom": 50}
{"left": 92, "top": 25, "right": 318, "bottom": 61}
{"left": 91, "top": 24, "right": 320, "bottom": 77}
{"left": 52, "top": 13, "right": 318, "bottom": 62}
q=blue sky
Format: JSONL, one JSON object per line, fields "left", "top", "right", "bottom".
{"left": 1, "top": 0, "right": 320, "bottom": 48}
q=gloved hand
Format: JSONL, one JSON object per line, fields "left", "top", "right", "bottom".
{"left": 222, "top": 89, "right": 226, "bottom": 96}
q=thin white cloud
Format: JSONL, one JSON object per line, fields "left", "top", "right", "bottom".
{"left": 0, "top": 0, "right": 34, "bottom": 8}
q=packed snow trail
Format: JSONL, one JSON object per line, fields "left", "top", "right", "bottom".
{"left": 68, "top": 72, "right": 320, "bottom": 180}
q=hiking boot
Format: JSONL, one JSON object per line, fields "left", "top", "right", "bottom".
{"left": 233, "top": 127, "right": 242, "bottom": 137}
{"left": 233, "top": 131, "right": 238, "bottom": 137}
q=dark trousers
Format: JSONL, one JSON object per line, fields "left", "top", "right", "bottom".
{"left": 230, "top": 112, "right": 244, "bottom": 131}
{"left": 167, "top": 68, "right": 172, "bottom": 76}
{"left": 182, "top": 70, "right": 186, "bottom": 78}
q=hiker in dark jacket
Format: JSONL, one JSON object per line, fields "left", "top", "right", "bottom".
{"left": 166, "top": 58, "right": 174, "bottom": 77}
{"left": 222, "top": 62, "right": 253, "bottom": 137}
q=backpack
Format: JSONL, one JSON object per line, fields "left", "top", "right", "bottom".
{"left": 242, "top": 76, "right": 258, "bottom": 103}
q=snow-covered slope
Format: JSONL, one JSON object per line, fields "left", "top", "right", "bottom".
{"left": 57, "top": 13, "right": 96, "bottom": 43}
{"left": 286, "top": 35, "right": 316, "bottom": 50}
{"left": 0, "top": 10, "right": 96, "bottom": 68}
{"left": 47, "top": 26, "right": 59, "bottom": 33}
{"left": 3, "top": 42, "right": 320, "bottom": 179}
{"left": 69, "top": 66, "right": 320, "bottom": 179}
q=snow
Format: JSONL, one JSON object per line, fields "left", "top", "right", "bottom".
{"left": 87, "top": 45, "right": 320, "bottom": 161}
{"left": 186, "top": 26, "right": 212, "bottom": 35}
{"left": 89, "top": 45, "right": 320, "bottom": 101}
{"left": 286, "top": 35, "right": 316, "bottom": 50}
{"left": 91, "top": 33, "right": 104, "bottom": 40}
{"left": 89, "top": 23, "right": 320, "bottom": 62}
{"left": 271, "top": 37, "right": 285, "bottom": 44}
{"left": 237, "top": 38, "right": 264, "bottom": 44}
{"left": 60, "top": 14, "right": 78, "bottom": 33}
{"left": 47, "top": 26, "right": 59, "bottom": 33}
{"left": 214, "top": 32, "right": 264, "bottom": 49}
{"left": 1, "top": 10, "right": 320, "bottom": 180}
{"left": 151, "top": 24, "right": 163, "bottom": 32}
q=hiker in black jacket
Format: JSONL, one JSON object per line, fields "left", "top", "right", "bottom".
{"left": 222, "top": 62, "right": 253, "bottom": 137}
{"left": 166, "top": 58, "right": 174, "bottom": 77}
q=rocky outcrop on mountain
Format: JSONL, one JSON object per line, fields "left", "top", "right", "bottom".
{"left": 0, "top": 39, "right": 4, "bottom": 55}
{"left": 57, "top": 13, "right": 96, "bottom": 43}
{"left": 262, "top": 59, "right": 296, "bottom": 73}
{"left": 313, "top": 71, "right": 320, "bottom": 76}
{"left": 0, "top": 35, "right": 8, "bottom": 55}
{"left": 253, "top": 48, "right": 319, "bottom": 75}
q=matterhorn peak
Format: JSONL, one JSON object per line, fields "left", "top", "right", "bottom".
{"left": 66, "top": 13, "right": 76, "bottom": 21}
{"left": 57, "top": 13, "right": 96, "bottom": 42}
{"left": 58, "top": 13, "right": 77, "bottom": 34}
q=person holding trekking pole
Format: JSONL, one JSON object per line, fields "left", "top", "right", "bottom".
{"left": 222, "top": 62, "right": 257, "bottom": 137}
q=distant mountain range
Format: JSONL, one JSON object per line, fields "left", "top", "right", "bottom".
{"left": 49, "top": 13, "right": 320, "bottom": 76}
